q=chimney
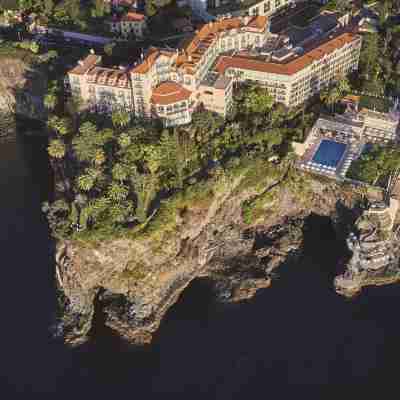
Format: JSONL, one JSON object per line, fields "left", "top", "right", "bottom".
{"left": 243, "top": 15, "right": 250, "bottom": 25}
{"left": 90, "top": 48, "right": 95, "bottom": 54}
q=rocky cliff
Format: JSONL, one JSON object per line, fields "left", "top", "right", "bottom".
{"left": 0, "top": 56, "right": 46, "bottom": 119}
{"left": 54, "top": 166, "right": 363, "bottom": 346}
{"left": 335, "top": 200, "right": 400, "bottom": 297}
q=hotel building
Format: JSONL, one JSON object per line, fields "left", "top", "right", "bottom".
{"left": 207, "top": 0, "right": 292, "bottom": 18}
{"left": 68, "top": 13, "right": 361, "bottom": 127}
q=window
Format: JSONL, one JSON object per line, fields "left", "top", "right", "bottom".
{"left": 71, "top": 76, "right": 80, "bottom": 85}
{"left": 204, "top": 90, "right": 213, "bottom": 95}
{"left": 158, "top": 106, "right": 164, "bottom": 113}
{"left": 264, "top": 1, "right": 270, "bottom": 13}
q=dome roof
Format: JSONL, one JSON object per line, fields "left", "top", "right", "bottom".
{"left": 151, "top": 82, "right": 191, "bottom": 105}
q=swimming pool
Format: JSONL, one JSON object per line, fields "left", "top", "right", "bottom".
{"left": 312, "top": 140, "right": 347, "bottom": 168}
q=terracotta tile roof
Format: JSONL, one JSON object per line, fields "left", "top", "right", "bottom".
{"left": 245, "top": 16, "right": 268, "bottom": 31}
{"left": 151, "top": 81, "right": 192, "bottom": 105}
{"left": 69, "top": 54, "right": 101, "bottom": 75}
{"left": 132, "top": 16, "right": 269, "bottom": 75}
{"left": 121, "top": 12, "right": 145, "bottom": 22}
{"left": 131, "top": 47, "right": 160, "bottom": 74}
{"left": 215, "top": 32, "right": 360, "bottom": 76}
{"left": 215, "top": 55, "right": 290, "bottom": 75}
{"left": 130, "top": 47, "right": 175, "bottom": 74}
{"left": 86, "top": 67, "right": 130, "bottom": 88}
{"left": 181, "top": 16, "right": 268, "bottom": 68}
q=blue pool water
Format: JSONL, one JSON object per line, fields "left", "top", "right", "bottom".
{"left": 312, "top": 140, "right": 346, "bottom": 168}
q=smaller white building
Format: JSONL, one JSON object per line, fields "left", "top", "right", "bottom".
{"left": 109, "top": 12, "right": 147, "bottom": 39}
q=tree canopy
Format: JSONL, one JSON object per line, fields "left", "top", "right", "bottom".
{"left": 347, "top": 145, "right": 400, "bottom": 185}
{"left": 44, "top": 84, "right": 296, "bottom": 240}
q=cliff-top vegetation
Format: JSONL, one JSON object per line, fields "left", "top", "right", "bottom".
{"left": 44, "top": 84, "right": 316, "bottom": 243}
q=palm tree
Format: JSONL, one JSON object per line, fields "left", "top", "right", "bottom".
{"left": 112, "top": 110, "right": 130, "bottom": 129}
{"left": 47, "top": 139, "right": 66, "bottom": 159}
{"left": 117, "top": 132, "right": 132, "bottom": 149}
{"left": 77, "top": 173, "right": 95, "bottom": 192}
{"left": 108, "top": 182, "right": 129, "bottom": 202}
{"left": 320, "top": 86, "right": 340, "bottom": 114}
{"left": 79, "top": 121, "right": 97, "bottom": 137}
{"left": 44, "top": 93, "right": 57, "bottom": 111}
{"left": 131, "top": 171, "right": 158, "bottom": 223}
{"left": 112, "top": 163, "right": 129, "bottom": 182}
{"left": 48, "top": 116, "right": 70, "bottom": 136}
{"left": 337, "top": 76, "right": 351, "bottom": 98}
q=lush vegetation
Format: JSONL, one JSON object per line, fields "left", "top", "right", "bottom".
{"left": 347, "top": 144, "right": 400, "bottom": 185}
{"left": 352, "top": 0, "right": 400, "bottom": 97}
{"left": 319, "top": 76, "right": 351, "bottom": 114}
{"left": 322, "top": 0, "right": 351, "bottom": 13}
{"left": 43, "top": 84, "right": 306, "bottom": 241}
{"left": 6, "top": 0, "right": 400, "bottom": 240}
{"left": 0, "top": 0, "right": 113, "bottom": 32}
{"left": 359, "top": 95, "right": 394, "bottom": 113}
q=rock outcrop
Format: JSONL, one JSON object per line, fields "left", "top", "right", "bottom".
{"left": 0, "top": 56, "right": 46, "bottom": 119}
{"left": 54, "top": 171, "right": 363, "bottom": 346}
{"left": 334, "top": 199, "right": 400, "bottom": 297}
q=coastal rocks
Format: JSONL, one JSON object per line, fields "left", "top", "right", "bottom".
{"left": 55, "top": 175, "right": 362, "bottom": 346}
{"left": 334, "top": 200, "right": 400, "bottom": 297}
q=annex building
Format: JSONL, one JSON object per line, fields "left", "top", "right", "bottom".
{"left": 68, "top": 12, "right": 362, "bottom": 127}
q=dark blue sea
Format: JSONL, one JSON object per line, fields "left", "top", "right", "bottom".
{"left": 1, "top": 131, "right": 399, "bottom": 396}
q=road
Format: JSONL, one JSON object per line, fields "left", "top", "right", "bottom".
{"left": 270, "top": 2, "right": 317, "bottom": 34}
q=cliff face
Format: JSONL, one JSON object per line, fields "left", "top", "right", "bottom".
{"left": 0, "top": 57, "right": 46, "bottom": 119}
{"left": 54, "top": 169, "right": 362, "bottom": 346}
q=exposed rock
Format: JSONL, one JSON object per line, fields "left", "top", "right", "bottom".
{"left": 55, "top": 172, "right": 363, "bottom": 346}
{"left": 0, "top": 57, "right": 46, "bottom": 119}
{"left": 335, "top": 200, "right": 400, "bottom": 297}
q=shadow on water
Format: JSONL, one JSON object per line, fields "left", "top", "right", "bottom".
{"left": 3, "top": 136, "right": 400, "bottom": 395}
{"left": 0, "top": 128, "right": 400, "bottom": 399}
{"left": 147, "top": 214, "right": 400, "bottom": 394}
{"left": 3, "top": 127, "right": 400, "bottom": 394}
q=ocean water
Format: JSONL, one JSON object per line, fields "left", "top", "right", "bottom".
{"left": 1, "top": 131, "right": 400, "bottom": 396}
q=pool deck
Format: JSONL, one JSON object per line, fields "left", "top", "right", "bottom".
{"left": 295, "top": 116, "right": 366, "bottom": 181}
{"left": 296, "top": 106, "right": 400, "bottom": 182}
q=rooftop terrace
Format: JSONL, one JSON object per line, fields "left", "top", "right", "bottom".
{"left": 201, "top": 71, "right": 231, "bottom": 89}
